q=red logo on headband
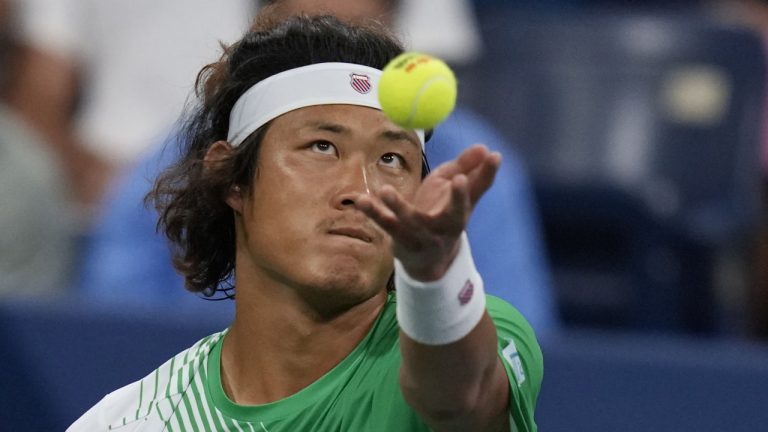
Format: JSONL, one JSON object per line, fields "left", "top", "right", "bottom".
{"left": 350, "top": 73, "right": 372, "bottom": 94}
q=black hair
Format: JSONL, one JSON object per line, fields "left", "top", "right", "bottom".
{"left": 148, "top": 14, "right": 420, "bottom": 297}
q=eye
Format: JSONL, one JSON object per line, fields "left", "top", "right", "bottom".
{"left": 309, "top": 140, "right": 337, "bottom": 155}
{"left": 379, "top": 152, "right": 405, "bottom": 169}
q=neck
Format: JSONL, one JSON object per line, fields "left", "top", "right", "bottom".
{"left": 219, "top": 265, "right": 387, "bottom": 405}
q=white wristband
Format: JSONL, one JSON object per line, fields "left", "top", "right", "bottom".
{"left": 395, "top": 232, "right": 486, "bottom": 345}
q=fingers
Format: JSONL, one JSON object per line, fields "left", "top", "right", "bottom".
{"left": 354, "top": 192, "right": 400, "bottom": 233}
{"left": 465, "top": 151, "right": 501, "bottom": 204}
{"left": 429, "top": 144, "right": 490, "bottom": 179}
{"left": 379, "top": 180, "right": 468, "bottom": 230}
{"left": 379, "top": 186, "right": 416, "bottom": 220}
{"left": 355, "top": 189, "right": 424, "bottom": 251}
{"left": 449, "top": 174, "right": 471, "bottom": 223}
{"left": 354, "top": 178, "right": 470, "bottom": 242}
{"left": 354, "top": 144, "right": 498, "bottom": 242}
{"left": 428, "top": 145, "right": 501, "bottom": 205}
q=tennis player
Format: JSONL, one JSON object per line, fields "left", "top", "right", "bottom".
{"left": 68, "top": 12, "right": 542, "bottom": 432}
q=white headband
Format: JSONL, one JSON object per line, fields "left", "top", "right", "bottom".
{"left": 227, "top": 62, "right": 426, "bottom": 148}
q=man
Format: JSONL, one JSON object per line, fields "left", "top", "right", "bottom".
{"left": 78, "top": 0, "right": 557, "bottom": 336}
{"left": 68, "top": 14, "right": 542, "bottom": 431}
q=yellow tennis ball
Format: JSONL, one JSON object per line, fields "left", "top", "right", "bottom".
{"left": 378, "top": 52, "right": 457, "bottom": 129}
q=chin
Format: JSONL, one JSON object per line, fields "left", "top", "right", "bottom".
{"left": 301, "top": 261, "right": 389, "bottom": 311}
{"left": 316, "top": 268, "right": 375, "bottom": 297}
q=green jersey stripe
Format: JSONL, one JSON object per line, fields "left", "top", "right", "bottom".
{"left": 189, "top": 371, "right": 216, "bottom": 432}
{"left": 152, "top": 367, "right": 160, "bottom": 401}
{"left": 167, "top": 408, "right": 183, "bottom": 432}
{"left": 136, "top": 379, "right": 144, "bottom": 420}
{"left": 179, "top": 349, "right": 191, "bottom": 394}
{"left": 165, "top": 356, "right": 176, "bottom": 398}
{"left": 199, "top": 364, "right": 231, "bottom": 432}
{"left": 180, "top": 379, "right": 203, "bottom": 432}
{"left": 226, "top": 414, "right": 246, "bottom": 432}
{"left": 153, "top": 398, "right": 171, "bottom": 428}
{"left": 143, "top": 370, "right": 159, "bottom": 418}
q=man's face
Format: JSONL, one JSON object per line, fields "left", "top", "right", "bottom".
{"left": 234, "top": 104, "right": 422, "bottom": 308}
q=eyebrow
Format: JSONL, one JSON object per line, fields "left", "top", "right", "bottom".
{"left": 304, "top": 121, "right": 420, "bottom": 150}
{"left": 380, "top": 129, "right": 421, "bottom": 150}
{"left": 311, "top": 122, "right": 349, "bottom": 134}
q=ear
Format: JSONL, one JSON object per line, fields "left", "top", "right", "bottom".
{"left": 204, "top": 140, "right": 244, "bottom": 213}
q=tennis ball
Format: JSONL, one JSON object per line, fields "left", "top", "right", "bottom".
{"left": 378, "top": 52, "right": 457, "bottom": 129}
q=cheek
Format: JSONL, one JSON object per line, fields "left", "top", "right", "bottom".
{"left": 247, "top": 158, "right": 327, "bottom": 232}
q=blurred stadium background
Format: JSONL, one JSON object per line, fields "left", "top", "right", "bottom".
{"left": 2, "top": 0, "right": 768, "bottom": 431}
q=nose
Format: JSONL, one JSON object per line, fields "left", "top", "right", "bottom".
{"left": 332, "top": 160, "right": 381, "bottom": 209}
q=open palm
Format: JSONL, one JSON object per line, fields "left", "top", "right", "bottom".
{"left": 355, "top": 144, "right": 501, "bottom": 281}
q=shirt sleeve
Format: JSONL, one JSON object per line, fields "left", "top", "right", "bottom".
{"left": 486, "top": 295, "right": 544, "bottom": 432}
{"left": 66, "top": 380, "right": 143, "bottom": 432}
{"left": 67, "top": 394, "right": 111, "bottom": 432}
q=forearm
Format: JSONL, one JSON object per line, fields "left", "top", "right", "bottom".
{"left": 356, "top": 145, "right": 508, "bottom": 428}
{"left": 399, "top": 314, "right": 510, "bottom": 431}
{"left": 396, "top": 234, "right": 510, "bottom": 431}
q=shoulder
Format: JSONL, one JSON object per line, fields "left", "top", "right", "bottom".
{"left": 486, "top": 295, "right": 537, "bottom": 336}
{"left": 66, "top": 379, "right": 142, "bottom": 431}
{"left": 486, "top": 295, "right": 543, "bottom": 379}
{"left": 66, "top": 331, "right": 225, "bottom": 431}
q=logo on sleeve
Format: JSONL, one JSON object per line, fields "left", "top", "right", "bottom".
{"left": 502, "top": 339, "right": 526, "bottom": 386}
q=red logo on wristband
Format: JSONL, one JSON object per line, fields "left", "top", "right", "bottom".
{"left": 458, "top": 280, "right": 474, "bottom": 305}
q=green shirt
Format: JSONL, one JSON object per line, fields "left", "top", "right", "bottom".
{"left": 68, "top": 293, "right": 543, "bottom": 431}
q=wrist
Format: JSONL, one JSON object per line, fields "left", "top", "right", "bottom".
{"left": 397, "top": 238, "right": 462, "bottom": 282}
{"left": 395, "top": 232, "right": 486, "bottom": 345}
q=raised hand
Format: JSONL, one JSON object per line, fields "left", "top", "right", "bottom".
{"left": 355, "top": 144, "right": 501, "bottom": 281}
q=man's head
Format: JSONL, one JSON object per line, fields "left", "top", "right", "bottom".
{"left": 219, "top": 103, "right": 422, "bottom": 311}
{"left": 150, "top": 14, "right": 426, "bottom": 300}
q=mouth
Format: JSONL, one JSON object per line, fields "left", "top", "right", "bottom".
{"left": 328, "top": 227, "right": 374, "bottom": 243}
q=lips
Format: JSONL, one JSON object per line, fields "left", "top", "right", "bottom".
{"left": 328, "top": 227, "right": 374, "bottom": 243}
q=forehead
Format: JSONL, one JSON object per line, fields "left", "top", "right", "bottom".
{"left": 274, "top": 104, "right": 386, "bottom": 127}
{"left": 268, "top": 104, "right": 421, "bottom": 146}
